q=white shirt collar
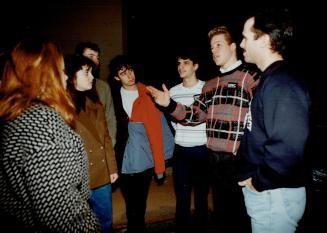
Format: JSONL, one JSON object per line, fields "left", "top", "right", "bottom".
{"left": 220, "top": 60, "right": 242, "bottom": 73}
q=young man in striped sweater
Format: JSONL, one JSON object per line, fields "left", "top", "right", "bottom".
{"left": 169, "top": 50, "right": 209, "bottom": 233}
{"left": 147, "top": 26, "right": 259, "bottom": 233}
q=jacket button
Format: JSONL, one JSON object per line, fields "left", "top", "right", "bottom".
{"left": 90, "top": 162, "right": 93, "bottom": 166}
{"left": 102, "top": 159, "right": 105, "bottom": 162}
{"left": 100, "top": 146, "right": 104, "bottom": 150}
{"left": 89, "top": 149, "right": 92, "bottom": 153}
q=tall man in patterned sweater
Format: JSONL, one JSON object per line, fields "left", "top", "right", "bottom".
{"left": 147, "top": 26, "right": 259, "bottom": 233}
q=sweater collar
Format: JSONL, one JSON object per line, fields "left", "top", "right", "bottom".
{"left": 220, "top": 60, "right": 242, "bottom": 73}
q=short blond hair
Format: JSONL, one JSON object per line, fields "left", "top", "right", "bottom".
{"left": 208, "top": 26, "right": 234, "bottom": 45}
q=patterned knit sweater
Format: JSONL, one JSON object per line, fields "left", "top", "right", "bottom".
{"left": 0, "top": 104, "right": 100, "bottom": 232}
{"left": 168, "top": 63, "right": 259, "bottom": 155}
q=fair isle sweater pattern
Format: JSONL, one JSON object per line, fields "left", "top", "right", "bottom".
{"left": 171, "top": 64, "right": 258, "bottom": 155}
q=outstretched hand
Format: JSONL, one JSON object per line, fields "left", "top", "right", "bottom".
{"left": 146, "top": 84, "right": 170, "bottom": 107}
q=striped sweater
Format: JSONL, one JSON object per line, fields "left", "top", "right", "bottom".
{"left": 169, "top": 80, "right": 207, "bottom": 147}
{"left": 168, "top": 62, "right": 259, "bottom": 155}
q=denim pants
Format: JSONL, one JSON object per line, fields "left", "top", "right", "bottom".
{"left": 242, "top": 186, "right": 306, "bottom": 233}
{"left": 89, "top": 184, "right": 113, "bottom": 233}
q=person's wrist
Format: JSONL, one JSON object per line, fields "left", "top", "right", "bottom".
{"left": 166, "top": 99, "right": 176, "bottom": 113}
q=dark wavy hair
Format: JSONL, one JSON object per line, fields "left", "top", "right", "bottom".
{"left": 64, "top": 54, "right": 100, "bottom": 113}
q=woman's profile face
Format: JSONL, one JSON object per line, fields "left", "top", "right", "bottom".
{"left": 74, "top": 65, "right": 94, "bottom": 91}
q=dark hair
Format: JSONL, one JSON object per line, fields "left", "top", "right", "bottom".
{"left": 64, "top": 55, "right": 100, "bottom": 112}
{"left": 252, "top": 8, "right": 294, "bottom": 55}
{"left": 74, "top": 42, "right": 100, "bottom": 56}
{"left": 108, "top": 55, "right": 134, "bottom": 78}
{"left": 65, "top": 55, "right": 95, "bottom": 79}
{"left": 176, "top": 48, "right": 200, "bottom": 65}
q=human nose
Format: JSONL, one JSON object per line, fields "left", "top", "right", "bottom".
{"left": 90, "top": 73, "right": 94, "bottom": 81}
{"left": 240, "top": 39, "right": 244, "bottom": 49}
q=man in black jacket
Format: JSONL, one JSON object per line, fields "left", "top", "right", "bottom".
{"left": 237, "top": 9, "right": 311, "bottom": 233}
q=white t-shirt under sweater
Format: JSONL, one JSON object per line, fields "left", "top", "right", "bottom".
{"left": 120, "top": 87, "right": 138, "bottom": 118}
{"left": 169, "top": 80, "right": 207, "bottom": 147}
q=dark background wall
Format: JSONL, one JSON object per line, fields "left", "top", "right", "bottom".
{"left": 1, "top": 0, "right": 326, "bottom": 124}
{"left": 0, "top": 0, "right": 124, "bottom": 82}
{"left": 124, "top": 1, "right": 326, "bottom": 124}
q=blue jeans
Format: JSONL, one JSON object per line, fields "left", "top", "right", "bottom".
{"left": 242, "top": 186, "right": 306, "bottom": 233}
{"left": 89, "top": 184, "right": 113, "bottom": 233}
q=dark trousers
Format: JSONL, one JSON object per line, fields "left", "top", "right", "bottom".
{"left": 120, "top": 168, "right": 153, "bottom": 233}
{"left": 209, "top": 150, "right": 251, "bottom": 233}
{"left": 173, "top": 145, "right": 209, "bottom": 233}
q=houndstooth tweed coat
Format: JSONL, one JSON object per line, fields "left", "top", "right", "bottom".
{"left": 0, "top": 104, "right": 100, "bottom": 232}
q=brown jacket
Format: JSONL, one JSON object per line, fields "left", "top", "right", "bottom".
{"left": 75, "top": 97, "right": 118, "bottom": 189}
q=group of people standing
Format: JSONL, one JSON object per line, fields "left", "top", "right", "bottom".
{"left": 0, "top": 37, "right": 173, "bottom": 233}
{"left": 148, "top": 8, "right": 311, "bottom": 233}
{"left": 0, "top": 8, "right": 310, "bottom": 233}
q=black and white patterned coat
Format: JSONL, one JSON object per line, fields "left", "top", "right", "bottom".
{"left": 0, "top": 104, "right": 100, "bottom": 232}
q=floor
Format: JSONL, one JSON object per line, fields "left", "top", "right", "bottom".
{"left": 111, "top": 167, "right": 327, "bottom": 233}
{"left": 111, "top": 167, "right": 214, "bottom": 233}
{"left": 112, "top": 167, "right": 176, "bottom": 231}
